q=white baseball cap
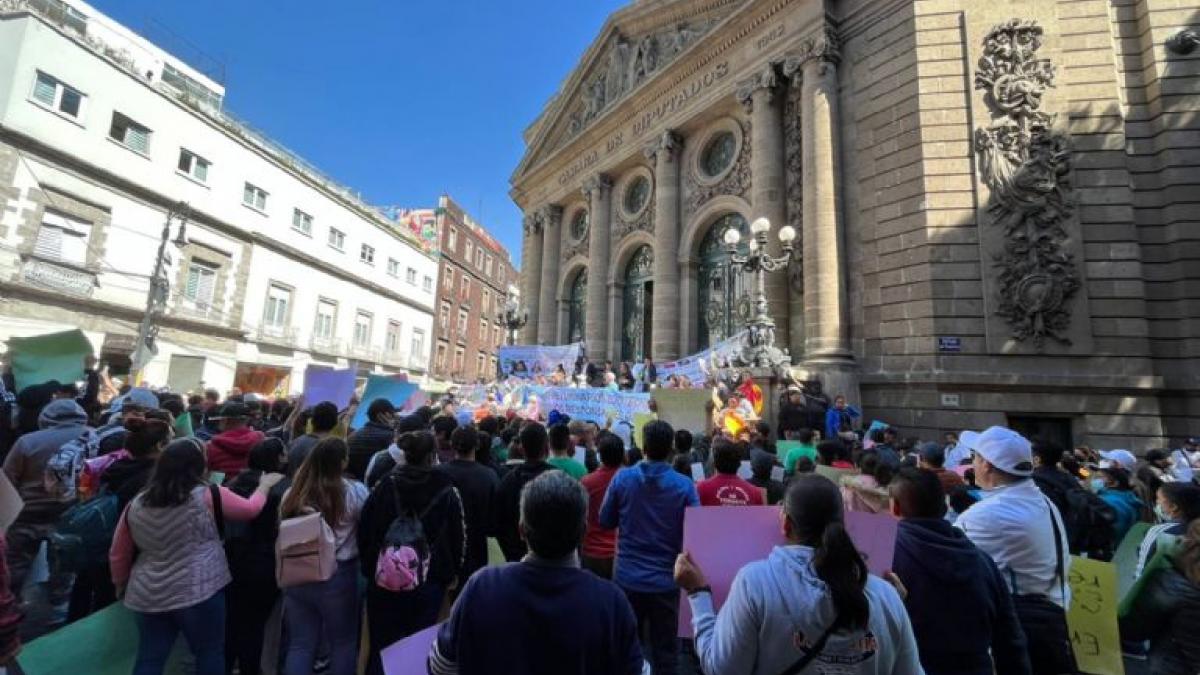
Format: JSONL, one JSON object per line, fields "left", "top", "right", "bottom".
{"left": 959, "top": 426, "right": 1033, "bottom": 476}
{"left": 1099, "top": 449, "right": 1137, "bottom": 472}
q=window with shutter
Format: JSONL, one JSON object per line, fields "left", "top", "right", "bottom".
{"left": 184, "top": 261, "right": 217, "bottom": 307}
{"left": 109, "top": 112, "right": 152, "bottom": 154}
{"left": 34, "top": 225, "right": 63, "bottom": 260}
{"left": 33, "top": 73, "right": 56, "bottom": 106}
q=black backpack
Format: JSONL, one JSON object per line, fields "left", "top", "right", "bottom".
{"left": 1034, "top": 473, "right": 1117, "bottom": 559}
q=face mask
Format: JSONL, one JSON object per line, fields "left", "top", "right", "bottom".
{"left": 1090, "top": 479, "right": 1105, "bottom": 493}
{"left": 1155, "top": 504, "right": 1171, "bottom": 522}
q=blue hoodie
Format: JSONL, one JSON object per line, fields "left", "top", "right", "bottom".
{"left": 1097, "top": 488, "right": 1143, "bottom": 547}
{"left": 892, "top": 518, "right": 1030, "bottom": 675}
{"left": 689, "top": 545, "right": 922, "bottom": 675}
{"left": 599, "top": 460, "right": 699, "bottom": 593}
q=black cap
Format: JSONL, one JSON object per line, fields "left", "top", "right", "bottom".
{"left": 918, "top": 442, "right": 945, "bottom": 465}
{"left": 210, "top": 401, "right": 249, "bottom": 420}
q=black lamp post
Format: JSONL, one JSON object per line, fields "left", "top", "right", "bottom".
{"left": 721, "top": 217, "right": 796, "bottom": 368}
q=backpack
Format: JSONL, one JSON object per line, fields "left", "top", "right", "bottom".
{"left": 374, "top": 485, "right": 451, "bottom": 592}
{"left": 47, "top": 490, "right": 119, "bottom": 574}
{"left": 1035, "top": 472, "right": 1117, "bottom": 559}
{"left": 275, "top": 510, "right": 336, "bottom": 588}
{"left": 43, "top": 427, "right": 100, "bottom": 501}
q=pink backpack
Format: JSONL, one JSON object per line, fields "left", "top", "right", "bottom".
{"left": 374, "top": 486, "right": 450, "bottom": 592}
{"left": 275, "top": 511, "right": 336, "bottom": 588}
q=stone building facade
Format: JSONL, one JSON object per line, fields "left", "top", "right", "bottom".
{"left": 511, "top": 0, "right": 1200, "bottom": 449}
{"left": 430, "top": 195, "right": 518, "bottom": 384}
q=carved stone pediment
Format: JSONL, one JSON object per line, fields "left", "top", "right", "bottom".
{"left": 513, "top": 0, "right": 746, "bottom": 184}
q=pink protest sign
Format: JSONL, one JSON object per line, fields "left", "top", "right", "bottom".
{"left": 381, "top": 624, "right": 438, "bottom": 675}
{"left": 677, "top": 506, "right": 897, "bottom": 637}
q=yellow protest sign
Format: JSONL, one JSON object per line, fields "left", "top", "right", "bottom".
{"left": 1066, "top": 556, "right": 1124, "bottom": 675}
{"left": 633, "top": 412, "right": 655, "bottom": 450}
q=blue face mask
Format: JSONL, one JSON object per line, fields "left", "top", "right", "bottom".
{"left": 1090, "top": 478, "right": 1105, "bottom": 493}
{"left": 1155, "top": 504, "right": 1171, "bottom": 523}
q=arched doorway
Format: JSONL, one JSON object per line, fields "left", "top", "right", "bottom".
{"left": 697, "top": 213, "right": 750, "bottom": 349}
{"left": 566, "top": 268, "right": 587, "bottom": 344}
{"left": 621, "top": 245, "right": 654, "bottom": 362}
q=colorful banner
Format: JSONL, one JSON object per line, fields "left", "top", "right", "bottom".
{"left": 8, "top": 329, "right": 93, "bottom": 391}
{"left": 677, "top": 505, "right": 897, "bottom": 637}
{"left": 498, "top": 343, "right": 582, "bottom": 379}
{"left": 657, "top": 330, "right": 747, "bottom": 387}
{"left": 352, "top": 375, "right": 419, "bottom": 428}
{"left": 525, "top": 386, "right": 650, "bottom": 427}
{"left": 302, "top": 367, "right": 357, "bottom": 408}
{"left": 1066, "top": 557, "right": 1124, "bottom": 675}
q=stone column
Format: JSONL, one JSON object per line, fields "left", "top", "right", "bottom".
{"left": 644, "top": 130, "right": 682, "bottom": 361}
{"left": 583, "top": 174, "right": 613, "bottom": 360}
{"left": 607, "top": 281, "right": 622, "bottom": 362}
{"left": 678, "top": 259, "right": 699, "bottom": 355}
{"left": 536, "top": 205, "right": 563, "bottom": 344}
{"left": 519, "top": 213, "right": 543, "bottom": 344}
{"left": 787, "top": 29, "right": 857, "bottom": 398}
{"left": 736, "top": 63, "right": 790, "bottom": 357}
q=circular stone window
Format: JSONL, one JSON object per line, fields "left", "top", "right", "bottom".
{"left": 569, "top": 209, "right": 588, "bottom": 241}
{"left": 623, "top": 176, "right": 650, "bottom": 217}
{"left": 700, "top": 131, "right": 737, "bottom": 178}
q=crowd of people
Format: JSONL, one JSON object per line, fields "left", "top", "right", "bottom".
{"left": 0, "top": 361, "right": 1196, "bottom": 675}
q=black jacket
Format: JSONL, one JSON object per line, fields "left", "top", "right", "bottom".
{"left": 893, "top": 518, "right": 1031, "bottom": 675}
{"left": 100, "top": 457, "right": 155, "bottom": 511}
{"left": 491, "top": 460, "right": 554, "bottom": 562}
{"left": 224, "top": 469, "right": 289, "bottom": 589}
{"left": 777, "top": 402, "right": 807, "bottom": 438}
{"left": 358, "top": 465, "right": 465, "bottom": 587}
{"left": 436, "top": 459, "right": 499, "bottom": 580}
{"left": 346, "top": 421, "right": 394, "bottom": 481}
{"left": 1120, "top": 566, "right": 1200, "bottom": 675}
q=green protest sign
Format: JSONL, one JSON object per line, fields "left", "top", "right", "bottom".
{"left": 7, "top": 329, "right": 93, "bottom": 391}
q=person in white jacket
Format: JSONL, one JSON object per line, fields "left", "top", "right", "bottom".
{"left": 675, "top": 474, "right": 923, "bottom": 675}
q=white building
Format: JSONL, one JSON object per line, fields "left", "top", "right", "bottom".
{"left": 0, "top": 0, "right": 436, "bottom": 394}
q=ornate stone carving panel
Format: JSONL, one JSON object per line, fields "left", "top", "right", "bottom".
{"left": 973, "top": 19, "right": 1083, "bottom": 351}
{"left": 684, "top": 120, "right": 752, "bottom": 218}
{"left": 613, "top": 193, "right": 655, "bottom": 242}
{"left": 783, "top": 81, "right": 803, "bottom": 294}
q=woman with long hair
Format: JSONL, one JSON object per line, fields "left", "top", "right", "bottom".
{"left": 109, "top": 438, "right": 282, "bottom": 675}
{"left": 675, "top": 474, "right": 920, "bottom": 674}
{"left": 224, "top": 438, "right": 289, "bottom": 675}
{"left": 358, "top": 430, "right": 465, "bottom": 675}
{"left": 277, "top": 437, "right": 367, "bottom": 675}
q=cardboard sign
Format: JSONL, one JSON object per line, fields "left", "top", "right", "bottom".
{"left": 652, "top": 389, "right": 712, "bottom": 434}
{"left": 1066, "top": 557, "right": 1124, "bottom": 675}
{"left": 1112, "top": 522, "right": 1151, "bottom": 600}
{"left": 677, "top": 506, "right": 898, "bottom": 637}
{"left": 381, "top": 624, "right": 439, "bottom": 675}
{"left": 690, "top": 462, "right": 705, "bottom": 482}
{"left": 632, "top": 412, "right": 655, "bottom": 450}
{"left": 814, "top": 464, "right": 858, "bottom": 483}
{"left": 7, "top": 329, "right": 93, "bottom": 391}
{"left": 302, "top": 367, "right": 357, "bottom": 408}
{"left": 770, "top": 466, "right": 786, "bottom": 483}
{"left": 352, "top": 376, "right": 418, "bottom": 428}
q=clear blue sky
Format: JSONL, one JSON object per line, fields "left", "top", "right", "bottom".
{"left": 94, "top": 0, "right": 628, "bottom": 266}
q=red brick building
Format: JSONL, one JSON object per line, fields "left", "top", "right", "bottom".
{"left": 431, "top": 195, "right": 517, "bottom": 384}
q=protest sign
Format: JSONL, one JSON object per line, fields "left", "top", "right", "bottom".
{"left": 7, "top": 329, "right": 93, "bottom": 391}
{"left": 1066, "top": 557, "right": 1124, "bottom": 675}
{"left": 381, "top": 624, "right": 439, "bottom": 675}
{"left": 770, "top": 466, "right": 786, "bottom": 483}
{"left": 737, "top": 460, "right": 753, "bottom": 480}
{"left": 814, "top": 464, "right": 857, "bottom": 483}
{"left": 690, "top": 462, "right": 705, "bottom": 482}
{"left": 677, "top": 506, "right": 897, "bottom": 636}
{"left": 498, "top": 343, "right": 581, "bottom": 379}
{"left": 632, "top": 412, "right": 654, "bottom": 450}
{"left": 1112, "top": 522, "right": 1150, "bottom": 600}
{"left": 0, "top": 472, "right": 22, "bottom": 533}
{"left": 352, "top": 376, "right": 418, "bottom": 428}
{"left": 656, "top": 357, "right": 707, "bottom": 388}
{"left": 18, "top": 602, "right": 187, "bottom": 675}
{"left": 302, "top": 367, "right": 357, "bottom": 408}
{"left": 652, "top": 389, "right": 711, "bottom": 435}
{"left": 526, "top": 386, "right": 650, "bottom": 428}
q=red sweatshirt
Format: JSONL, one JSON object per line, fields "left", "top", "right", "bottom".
{"left": 206, "top": 427, "right": 264, "bottom": 477}
{"left": 697, "top": 473, "right": 765, "bottom": 507}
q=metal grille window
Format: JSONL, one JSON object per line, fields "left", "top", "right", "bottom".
{"left": 32, "top": 71, "right": 84, "bottom": 118}
{"left": 109, "top": 112, "right": 152, "bottom": 154}
{"left": 183, "top": 260, "right": 217, "bottom": 307}
{"left": 34, "top": 211, "right": 91, "bottom": 265}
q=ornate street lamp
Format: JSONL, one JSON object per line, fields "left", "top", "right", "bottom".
{"left": 722, "top": 217, "right": 797, "bottom": 368}
{"left": 497, "top": 294, "right": 528, "bottom": 347}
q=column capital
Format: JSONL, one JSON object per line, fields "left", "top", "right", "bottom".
{"left": 581, "top": 173, "right": 613, "bottom": 200}
{"left": 539, "top": 204, "right": 564, "bottom": 228}
{"left": 642, "top": 129, "right": 682, "bottom": 163}
{"left": 522, "top": 212, "right": 543, "bottom": 235}
{"left": 781, "top": 25, "right": 841, "bottom": 79}
{"left": 735, "top": 62, "right": 781, "bottom": 110}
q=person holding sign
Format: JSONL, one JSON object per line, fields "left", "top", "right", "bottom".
{"left": 674, "top": 475, "right": 921, "bottom": 675}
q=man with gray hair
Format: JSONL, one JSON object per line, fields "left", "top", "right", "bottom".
{"left": 429, "top": 471, "right": 643, "bottom": 674}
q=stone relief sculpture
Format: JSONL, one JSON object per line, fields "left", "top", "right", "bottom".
{"left": 973, "top": 19, "right": 1079, "bottom": 349}
{"left": 613, "top": 195, "right": 655, "bottom": 241}
{"left": 567, "top": 19, "right": 717, "bottom": 138}
{"left": 684, "top": 121, "right": 752, "bottom": 217}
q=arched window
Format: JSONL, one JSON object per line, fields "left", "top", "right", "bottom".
{"left": 621, "top": 245, "right": 654, "bottom": 362}
{"left": 566, "top": 269, "right": 587, "bottom": 344}
{"left": 697, "top": 213, "right": 749, "bottom": 349}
